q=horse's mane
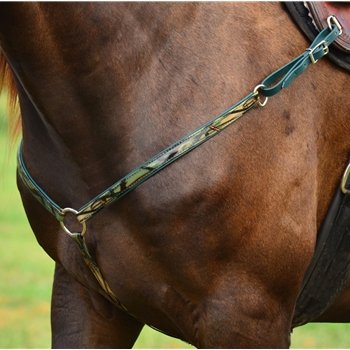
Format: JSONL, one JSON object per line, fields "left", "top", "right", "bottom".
{"left": 0, "top": 49, "right": 21, "bottom": 145}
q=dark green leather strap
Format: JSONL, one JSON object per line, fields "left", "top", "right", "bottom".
{"left": 260, "top": 20, "right": 340, "bottom": 97}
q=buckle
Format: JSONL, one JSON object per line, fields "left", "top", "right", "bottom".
{"left": 341, "top": 163, "right": 350, "bottom": 194}
{"left": 308, "top": 41, "right": 329, "bottom": 64}
{"left": 327, "top": 15, "right": 342, "bottom": 35}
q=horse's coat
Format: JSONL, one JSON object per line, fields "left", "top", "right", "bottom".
{"left": 1, "top": 2, "right": 350, "bottom": 348}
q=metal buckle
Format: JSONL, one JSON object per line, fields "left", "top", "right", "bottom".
{"left": 341, "top": 164, "right": 350, "bottom": 194}
{"left": 341, "top": 163, "right": 350, "bottom": 194}
{"left": 308, "top": 41, "right": 329, "bottom": 64}
{"left": 327, "top": 15, "right": 343, "bottom": 35}
{"left": 59, "top": 207, "right": 87, "bottom": 237}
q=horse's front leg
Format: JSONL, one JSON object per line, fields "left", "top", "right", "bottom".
{"left": 51, "top": 263, "right": 143, "bottom": 348}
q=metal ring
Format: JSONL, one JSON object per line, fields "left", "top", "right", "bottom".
{"left": 341, "top": 163, "right": 350, "bottom": 194}
{"left": 327, "top": 15, "right": 342, "bottom": 35}
{"left": 253, "top": 84, "right": 268, "bottom": 107}
{"left": 59, "top": 207, "right": 87, "bottom": 237}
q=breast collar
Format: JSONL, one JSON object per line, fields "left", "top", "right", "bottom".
{"left": 17, "top": 19, "right": 341, "bottom": 316}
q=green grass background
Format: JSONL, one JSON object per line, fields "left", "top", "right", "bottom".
{"left": 0, "top": 91, "right": 349, "bottom": 348}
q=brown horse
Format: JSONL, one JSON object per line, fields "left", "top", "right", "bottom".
{"left": 1, "top": 2, "right": 350, "bottom": 348}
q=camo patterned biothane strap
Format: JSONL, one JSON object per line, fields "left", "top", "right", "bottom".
{"left": 17, "top": 92, "right": 259, "bottom": 224}
{"left": 17, "top": 148, "right": 65, "bottom": 222}
{"left": 16, "top": 91, "right": 258, "bottom": 310}
{"left": 17, "top": 17, "right": 341, "bottom": 311}
{"left": 17, "top": 19, "right": 341, "bottom": 225}
{"left": 78, "top": 94, "right": 259, "bottom": 222}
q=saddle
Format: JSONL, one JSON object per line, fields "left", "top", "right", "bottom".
{"left": 286, "top": 2, "right": 350, "bottom": 73}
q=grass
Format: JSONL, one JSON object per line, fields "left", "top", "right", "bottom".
{"left": 0, "top": 91, "right": 350, "bottom": 348}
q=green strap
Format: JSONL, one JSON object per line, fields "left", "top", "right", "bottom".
{"left": 260, "top": 21, "right": 340, "bottom": 97}
{"left": 17, "top": 22, "right": 341, "bottom": 225}
{"left": 77, "top": 94, "right": 258, "bottom": 222}
{"left": 17, "top": 19, "right": 341, "bottom": 310}
{"left": 17, "top": 147, "right": 65, "bottom": 222}
{"left": 72, "top": 234, "right": 131, "bottom": 312}
{"left": 17, "top": 89, "right": 259, "bottom": 308}
{"left": 18, "top": 93, "right": 259, "bottom": 223}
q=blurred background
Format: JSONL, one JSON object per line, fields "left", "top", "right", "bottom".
{"left": 1, "top": 90, "right": 349, "bottom": 348}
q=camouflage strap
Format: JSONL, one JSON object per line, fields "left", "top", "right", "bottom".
{"left": 71, "top": 234, "right": 131, "bottom": 312}
{"left": 17, "top": 92, "right": 259, "bottom": 224}
{"left": 17, "top": 92, "right": 259, "bottom": 307}
{"left": 17, "top": 19, "right": 341, "bottom": 225}
{"left": 77, "top": 94, "right": 258, "bottom": 222}
{"left": 17, "top": 148, "right": 65, "bottom": 222}
{"left": 17, "top": 18, "right": 341, "bottom": 311}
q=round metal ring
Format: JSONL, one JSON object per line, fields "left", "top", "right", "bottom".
{"left": 59, "top": 207, "right": 87, "bottom": 237}
{"left": 253, "top": 84, "right": 268, "bottom": 107}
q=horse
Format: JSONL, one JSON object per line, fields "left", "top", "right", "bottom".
{"left": 1, "top": 2, "right": 350, "bottom": 348}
